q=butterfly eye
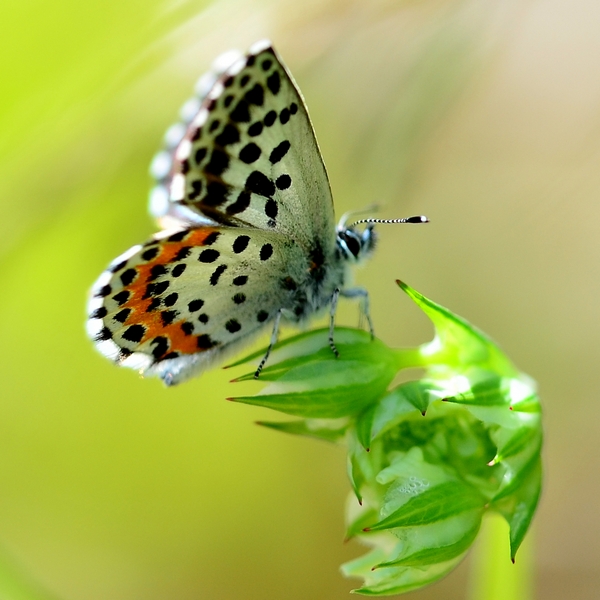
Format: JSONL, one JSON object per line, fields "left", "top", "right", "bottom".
{"left": 338, "top": 230, "right": 362, "bottom": 259}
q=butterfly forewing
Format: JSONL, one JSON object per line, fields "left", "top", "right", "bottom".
{"left": 163, "top": 41, "right": 334, "bottom": 252}
{"left": 87, "top": 226, "right": 309, "bottom": 384}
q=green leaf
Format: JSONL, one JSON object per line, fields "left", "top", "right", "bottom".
{"left": 345, "top": 507, "right": 380, "bottom": 540}
{"left": 368, "top": 386, "right": 425, "bottom": 442}
{"left": 492, "top": 456, "right": 542, "bottom": 559}
{"left": 375, "top": 520, "right": 480, "bottom": 567}
{"left": 355, "top": 404, "right": 377, "bottom": 450}
{"left": 231, "top": 379, "right": 382, "bottom": 418}
{"left": 397, "top": 280, "right": 517, "bottom": 376}
{"left": 443, "top": 375, "right": 510, "bottom": 407}
{"left": 365, "top": 480, "right": 487, "bottom": 531}
{"left": 493, "top": 426, "right": 541, "bottom": 463}
{"left": 348, "top": 558, "right": 464, "bottom": 596}
{"left": 255, "top": 419, "right": 347, "bottom": 443}
{"left": 230, "top": 330, "right": 399, "bottom": 417}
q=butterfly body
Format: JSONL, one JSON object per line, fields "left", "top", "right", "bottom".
{"left": 87, "top": 40, "right": 403, "bottom": 386}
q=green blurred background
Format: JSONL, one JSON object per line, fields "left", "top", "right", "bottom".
{"left": 1, "top": 0, "right": 598, "bottom": 598}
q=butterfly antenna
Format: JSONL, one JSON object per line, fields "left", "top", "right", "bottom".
{"left": 338, "top": 204, "right": 381, "bottom": 229}
{"left": 350, "top": 215, "right": 429, "bottom": 227}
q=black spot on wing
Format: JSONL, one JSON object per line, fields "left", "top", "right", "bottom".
{"left": 94, "top": 327, "right": 113, "bottom": 341}
{"left": 172, "top": 263, "right": 186, "bottom": 277}
{"left": 109, "top": 260, "right": 128, "bottom": 273}
{"left": 264, "top": 110, "right": 276, "bottom": 127}
{"left": 276, "top": 174, "right": 291, "bottom": 190}
{"left": 146, "top": 297, "right": 162, "bottom": 312}
{"left": 173, "top": 247, "right": 191, "bottom": 261}
{"left": 260, "top": 244, "right": 273, "bottom": 261}
{"left": 265, "top": 199, "right": 278, "bottom": 219}
{"left": 246, "top": 171, "right": 275, "bottom": 197}
{"left": 226, "top": 191, "right": 251, "bottom": 215}
{"left": 142, "top": 247, "right": 159, "bottom": 261}
{"left": 189, "top": 180, "right": 202, "bottom": 200}
{"left": 181, "top": 322, "right": 194, "bottom": 336}
{"left": 188, "top": 299, "right": 204, "bottom": 312}
{"left": 205, "top": 150, "right": 229, "bottom": 176}
{"left": 248, "top": 122, "right": 263, "bottom": 136}
{"left": 233, "top": 235, "right": 250, "bottom": 253}
{"left": 210, "top": 264, "right": 227, "bottom": 285}
{"left": 143, "top": 280, "right": 169, "bottom": 299}
{"left": 215, "top": 124, "right": 240, "bottom": 146}
{"left": 120, "top": 268, "right": 137, "bottom": 286}
{"left": 163, "top": 293, "right": 178, "bottom": 307}
{"left": 148, "top": 265, "right": 168, "bottom": 282}
{"left": 230, "top": 100, "right": 250, "bottom": 123}
{"left": 244, "top": 84, "right": 264, "bottom": 106}
{"left": 199, "top": 249, "right": 220, "bottom": 263}
{"left": 197, "top": 334, "right": 216, "bottom": 350}
{"left": 112, "top": 290, "right": 130, "bottom": 305}
{"left": 204, "top": 231, "right": 221, "bottom": 245}
{"left": 203, "top": 181, "right": 228, "bottom": 207}
{"left": 239, "top": 143, "right": 261, "bottom": 164}
{"left": 95, "top": 285, "right": 112, "bottom": 298}
{"left": 279, "top": 108, "right": 290, "bottom": 124}
{"left": 269, "top": 141, "right": 290, "bottom": 164}
{"left": 122, "top": 324, "right": 146, "bottom": 343}
{"left": 225, "top": 319, "right": 241, "bottom": 333}
{"left": 167, "top": 230, "right": 189, "bottom": 243}
{"left": 161, "top": 310, "right": 178, "bottom": 326}
{"left": 194, "top": 147, "right": 207, "bottom": 164}
{"left": 89, "top": 307, "right": 107, "bottom": 319}
{"left": 267, "top": 71, "right": 281, "bottom": 95}
{"left": 113, "top": 308, "right": 131, "bottom": 323}
{"left": 151, "top": 336, "right": 169, "bottom": 359}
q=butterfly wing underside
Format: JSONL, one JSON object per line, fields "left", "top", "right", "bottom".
{"left": 87, "top": 226, "right": 308, "bottom": 385}
{"left": 151, "top": 40, "right": 335, "bottom": 253}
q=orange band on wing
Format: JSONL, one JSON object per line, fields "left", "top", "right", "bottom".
{"left": 121, "top": 228, "right": 219, "bottom": 355}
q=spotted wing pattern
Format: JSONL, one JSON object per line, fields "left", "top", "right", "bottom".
{"left": 150, "top": 40, "right": 335, "bottom": 253}
{"left": 87, "top": 225, "right": 308, "bottom": 385}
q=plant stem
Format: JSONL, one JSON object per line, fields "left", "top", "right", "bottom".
{"left": 467, "top": 513, "right": 534, "bottom": 600}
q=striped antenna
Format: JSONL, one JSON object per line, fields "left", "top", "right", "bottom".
{"left": 350, "top": 216, "right": 429, "bottom": 226}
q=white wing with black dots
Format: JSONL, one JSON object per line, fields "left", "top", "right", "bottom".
{"left": 87, "top": 226, "right": 311, "bottom": 385}
{"left": 149, "top": 40, "right": 335, "bottom": 253}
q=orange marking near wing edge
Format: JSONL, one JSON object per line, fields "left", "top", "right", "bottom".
{"left": 122, "top": 228, "right": 219, "bottom": 355}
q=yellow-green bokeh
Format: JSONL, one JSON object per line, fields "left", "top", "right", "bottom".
{"left": 1, "top": 0, "right": 599, "bottom": 598}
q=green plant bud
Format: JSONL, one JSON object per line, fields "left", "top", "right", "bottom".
{"left": 228, "top": 328, "right": 402, "bottom": 418}
{"left": 230, "top": 282, "right": 542, "bottom": 596}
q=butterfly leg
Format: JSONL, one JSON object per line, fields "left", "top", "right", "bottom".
{"left": 340, "top": 287, "right": 375, "bottom": 339}
{"left": 254, "top": 309, "right": 283, "bottom": 379}
{"left": 328, "top": 288, "right": 341, "bottom": 358}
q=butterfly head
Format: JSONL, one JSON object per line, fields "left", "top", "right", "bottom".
{"left": 336, "top": 224, "right": 377, "bottom": 264}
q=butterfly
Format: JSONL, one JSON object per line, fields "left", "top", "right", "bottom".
{"left": 86, "top": 40, "right": 427, "bottom": 386}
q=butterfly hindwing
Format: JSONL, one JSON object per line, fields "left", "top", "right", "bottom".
{"left": 87, "top": 226, "right": 309, "bottom": 384}
{"left": 152, "top": 40, "right": 335, "bottom": 253}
